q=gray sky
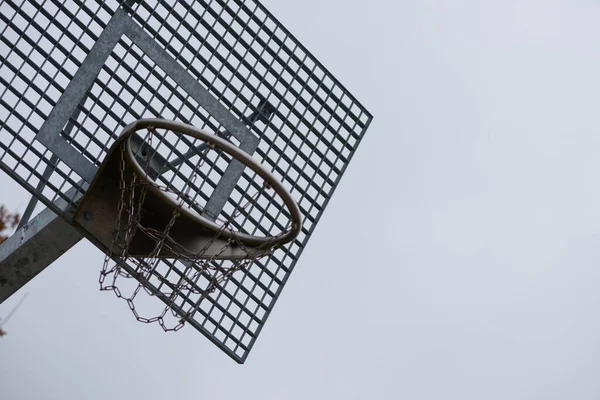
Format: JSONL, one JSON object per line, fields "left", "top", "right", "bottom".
{"left": 2, "top": 0, "right": 600, "bottom": 399}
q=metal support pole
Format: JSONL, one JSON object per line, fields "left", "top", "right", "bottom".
{"left": 0, "top": 207, "right": 83, "bottom": 304}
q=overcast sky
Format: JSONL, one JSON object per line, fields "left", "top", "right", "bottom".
{"left": 2, "top": 0, "right": 600, "bottom": 399}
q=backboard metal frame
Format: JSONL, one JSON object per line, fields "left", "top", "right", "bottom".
{"left": 0, "top": 0, "right": 373, "bottom": 363}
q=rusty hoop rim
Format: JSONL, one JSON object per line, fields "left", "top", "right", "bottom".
{"left": 120, "top": 118, "right": 302, "bottom": 249}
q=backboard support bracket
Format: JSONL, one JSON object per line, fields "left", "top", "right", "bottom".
{"left": 0, "top": 205, "right": 83, "bottom": 304}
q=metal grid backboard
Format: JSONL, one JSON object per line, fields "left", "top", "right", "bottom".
{"left": 0, "top": 0, "right": 372, "bottom": 362}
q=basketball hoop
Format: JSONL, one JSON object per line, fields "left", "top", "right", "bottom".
{"left": 74, "top": 119, "right": 302, "bottom": 330}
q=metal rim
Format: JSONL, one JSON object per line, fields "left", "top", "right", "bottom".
{"left": 119, "top": 118, "right": 302, "bottom": 249}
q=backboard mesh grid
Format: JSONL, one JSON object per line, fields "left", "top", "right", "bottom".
{"left": 0, "top": 0, "right": 372, "bottom": 362}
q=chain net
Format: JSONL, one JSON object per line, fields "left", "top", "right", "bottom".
{"left": 99, "top": 126, "right": 284, "bottom": 331}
